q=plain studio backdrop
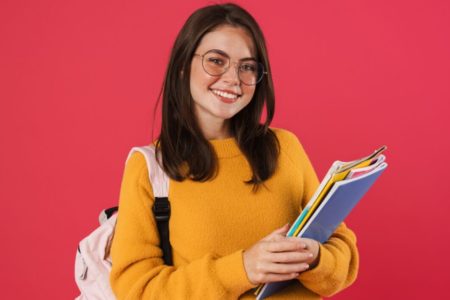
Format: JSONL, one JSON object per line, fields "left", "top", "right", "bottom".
{"left": 1, "top": 0, "right": 449, "bottom": 299}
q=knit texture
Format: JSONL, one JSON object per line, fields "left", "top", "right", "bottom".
{"left": 110, "top": 128, "right": 359, "bottom": 299}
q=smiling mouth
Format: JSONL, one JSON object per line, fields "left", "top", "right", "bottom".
{"left": 211, "top": 89, "right": 241, "bottom": 100}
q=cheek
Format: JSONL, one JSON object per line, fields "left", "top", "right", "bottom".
{"left": 190, "top": 64, "right": 217, "bottom": 91}
{"left": 242, "top": 86, "right": 256, "bottom": 103}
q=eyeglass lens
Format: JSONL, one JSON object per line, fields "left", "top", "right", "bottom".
{"left": 202, "top": 51, "right": 263, "bottom": 85}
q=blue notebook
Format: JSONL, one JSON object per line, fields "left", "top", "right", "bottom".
{"left": 256, "top": 162, "right": 387, "bottom": 299}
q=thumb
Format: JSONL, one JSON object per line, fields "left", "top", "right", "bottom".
{"left": 263, "top": 223, "right": 290, "bottom": 241}
{"left": 273, "top": 223, "right": 290, "bottom": 234}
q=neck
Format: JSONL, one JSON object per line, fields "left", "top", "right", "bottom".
{"left": 203, "top": 122, "right": 231, "bottom": 140}
{"left": 197, "top": 118, "right": 231, "bottom": 140}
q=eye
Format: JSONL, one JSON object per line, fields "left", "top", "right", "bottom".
{"left": 240, "top": 63, "right": 257, "bottom": 72}
{"left": 207, "top": 57, "right": 225, "bottom": 66}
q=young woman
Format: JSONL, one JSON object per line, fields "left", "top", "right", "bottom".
{"left": 110, "top": 3, "right": 358, "bottom": 299}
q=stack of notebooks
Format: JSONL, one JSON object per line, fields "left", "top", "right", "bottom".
{"left": 255, "top": 146, "right": 388, "bottom": 300}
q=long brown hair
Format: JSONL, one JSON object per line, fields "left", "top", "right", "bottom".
{"left": 156, "top": 3, "right": 279, "bottom": 187}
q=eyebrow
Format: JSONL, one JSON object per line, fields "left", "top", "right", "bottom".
{"left": 208, "top": 49, "right": 257, "bottom": 61}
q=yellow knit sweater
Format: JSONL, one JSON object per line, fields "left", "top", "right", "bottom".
{"left": 110, "top": 128, "right": 359, "bottom": 299}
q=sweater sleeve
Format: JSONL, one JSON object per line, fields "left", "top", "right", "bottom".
{"left": 109, "top": 152, "right": 255, "bottom": 300}
{"left": 278, "top": 129, "right": 359, "bottom": 297}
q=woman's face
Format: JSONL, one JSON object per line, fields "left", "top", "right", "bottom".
{"left": 189, "top": 25, "right": 257, "bottom": 133}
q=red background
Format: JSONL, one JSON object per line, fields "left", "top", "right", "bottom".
{"left": 1, "top": 0, "right": 449, "bottom": 299}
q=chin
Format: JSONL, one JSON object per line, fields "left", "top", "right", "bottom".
{"left": 212, "top": 113, "right": 236, "bottom": 121}
{"left": 212, "top": 108, "right": 242, "bottom": 120}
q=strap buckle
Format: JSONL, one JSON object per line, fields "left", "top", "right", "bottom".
{"left": 153, "top": 197, "right": 171, "bottom": 222}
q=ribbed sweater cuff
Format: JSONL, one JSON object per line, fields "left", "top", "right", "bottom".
{"left": 298, "top": 243, "right": 334, "bottom": 283}
{"left": 215, "top": 249, "right": 256, "bottom": 295}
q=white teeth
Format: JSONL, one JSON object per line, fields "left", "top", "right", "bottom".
{"left": 212, "top": 89, "right": 238, "bottom": 99}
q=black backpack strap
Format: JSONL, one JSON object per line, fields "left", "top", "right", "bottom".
{"left": 104, "top": 206, "right": 118, "bottom": 219}
{"left": 153, "top": 197, "right": 173, "bottom": 266}
{"left": 127, "top": 146, "right": 172, "bottom": 266}
{"left": 98, "top": 206, "right": 119, "bottom": 225}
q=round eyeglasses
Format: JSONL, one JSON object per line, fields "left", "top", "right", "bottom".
{"left": 194, "top": 50, "right": 267, "bottom": 86}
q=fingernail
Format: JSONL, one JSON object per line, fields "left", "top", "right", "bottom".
{"left": 308, "top": 253, "right": 313, "bottom": 258}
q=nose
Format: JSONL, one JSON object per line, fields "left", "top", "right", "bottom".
{"left": 221, "top": 62, "right": 240, "bottom": 85}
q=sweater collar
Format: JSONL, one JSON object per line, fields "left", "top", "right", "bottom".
{"left": 209, "top": 137, "right": 242, "bottom": 158}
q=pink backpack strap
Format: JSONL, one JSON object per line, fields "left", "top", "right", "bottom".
{"left": 126, "top": 145, "right": 169, "bottom": 197}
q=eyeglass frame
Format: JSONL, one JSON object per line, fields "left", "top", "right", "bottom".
{"left": 193, "top": 49, "right": 268, "bottom": 86}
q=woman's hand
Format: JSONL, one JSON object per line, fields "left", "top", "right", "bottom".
{"left": 243, "top": 223, "right": 320, "bottom": 285}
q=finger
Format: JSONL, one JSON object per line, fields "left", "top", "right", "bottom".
{"left": 264, "top": 262, "right": 310, "bottom": 274}
{"left": 262, "top": 224, "right": 290, "bottom": 241}
{"left": 298, "top": 238, "right": 319, "bottom": 250}
{"left": 265, "top": 240, "right": 306, "bottom": 252}
{"left": 285, "top": 237, "right": 308, "bottom": 249}
{"left": 269, "top": 251, "right": 314, "bottom": 263}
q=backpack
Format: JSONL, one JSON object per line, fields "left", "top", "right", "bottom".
{"left": 74, "top": 145, "right": 172, "bottom": 299}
